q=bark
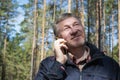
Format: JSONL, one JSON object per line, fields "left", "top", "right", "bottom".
{"left": 75, "top": 0, "right": 79, "bottom": 16}
{"left": 1, "top": 1, "right": 9, "bottom": 79}
{"left": 112, "top": 6, "right": 114, "bottom": 58}
{"left": 30, "top": 0, "right": 38, "bottom": 79}
{"left": 60, "top": 0, "right": 63, "bottom": 14}
{"left": 95, "top": 0, "right": 99, "bottom": 48}
{"left": 103, "top": 1, "right": 106, "bottom": 52}
{"left": 87, "top": 0, "right": 90, "bottom": 42}
{"left": 80, "top": 0, "right": 84, "bottom": 27}
{"left": 108, "top": 25, "right": 111, "bottom": 56}
{"left": 53, "top": 0, "right": 56, "bottom": 22}
{"left": 1, "top": 35, "right": 7, "bottom": 80}
{"left": 68, "top": 0, "right": 71, "bottom": 13}
{"left": 41, "top": 0, "right": 46, "bottom": 61}
{"left": 98, "top": 0, "right": 102, "bottom": 51}
{"left": 118, "top": 0, "right": 120, "bottom": 65}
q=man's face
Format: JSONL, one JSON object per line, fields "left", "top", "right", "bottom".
{"left": 57, "top": 17, "right": 85, "bottom": 48}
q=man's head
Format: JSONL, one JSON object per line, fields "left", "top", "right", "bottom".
{"left": 53, "top": 13, "right": 85, "bottom": 48}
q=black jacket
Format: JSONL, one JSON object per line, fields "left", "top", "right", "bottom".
{"left": 35, "top": 43, "right": 120, "bottom": 80}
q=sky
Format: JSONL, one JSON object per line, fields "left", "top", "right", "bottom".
{"left": 14, "top": 0, "right": 29, "bottom": 33}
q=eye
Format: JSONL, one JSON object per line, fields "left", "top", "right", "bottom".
{"left": 63, "top": 26, "right": 70, "bottom": 31}
{"left": 64, "top": 27, "right": 69, "bottom": 30}
{"left": 75, "top": 24, "right": 79, "bottom": 26}
{"left": 73, "top": 23, "right": 80, "bottom": 28}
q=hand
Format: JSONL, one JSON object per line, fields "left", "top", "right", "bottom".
{"left": 54, "top": 39, "right": 68, "bottom": 64}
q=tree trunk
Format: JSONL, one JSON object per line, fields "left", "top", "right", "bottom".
{"left": 103, "top": 1, "right": 106, "bottom": 52}
{"left": 98, "top": 0, "right": 102, "bottom": 51}
{"left": 118, "top": 0, "right": 120, "bottom": 65}
{"left": 1, "top": 35, "right": 7, "bottom": 80}
{"left": 68, "top": 0, "right": 71, "bottom": 13}
{"left": 75, "top": 0, "right": 79, "bottom": 16}
{"left": 30, "top": 0, "right": 38, "bottom": 79}
{"left": 108, "top": 24, "right": 111, "bottom": 56}
{"left": 53, "top": 0, "right": 56, "bottom": 22}
{"left": 95, "top": 0, "right": 99, "bottom": 48}
{"left": 60, "top": 0, "right": 63, "bottom": 14}
{"left": 41, "top": 0, "right": 46, "bottom": 61}
{"left": 1, "top": 0, "right": 9, "bottom": 79}
{"left": 87, "top": 0, "right": 90, "bottom": 42}
{"left": 100, "top": 0, "right": 104, "bottom": 51}
{"left": 80, "top": 0, "right": 84, "bottom": 27}
{"left": 112, "top": 6, "right": 114, "bottom": 58}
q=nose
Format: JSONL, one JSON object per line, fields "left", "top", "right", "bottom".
{"left": 70, "top": 27, "right": 78, "bottom": 35}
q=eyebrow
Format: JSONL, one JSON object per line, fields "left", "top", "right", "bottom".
{"left": 73, "top": 22, "right": 79, "bottom": 24}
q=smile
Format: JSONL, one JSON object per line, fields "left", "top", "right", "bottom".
{"left": 71, "top": 35, "right": 81, "bottom": 40}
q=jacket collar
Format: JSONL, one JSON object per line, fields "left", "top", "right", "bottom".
{"left": 85, "top": 42, "right": 105, "bottom": 60}
{"left": 66, "top": 42, "right": 105, "bottom": 65}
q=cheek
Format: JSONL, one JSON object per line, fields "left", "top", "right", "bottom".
{"left": 61, "top": 31, "right": 69, "bottom": 37}
{"left": 61, "top": 34, "right": 70, "bottom": 40}
{"left": 62, "top": 35, "right": 68, "bottom": 40}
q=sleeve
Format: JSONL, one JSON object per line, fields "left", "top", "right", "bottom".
{"left": 35, "top": 57, "right": 66, "bottom": 80}
{"left": 118, "top": 66, "right": 120, "bottom": 80}
{"left": 113, "top": 60, "right": 120, "bottom": 80}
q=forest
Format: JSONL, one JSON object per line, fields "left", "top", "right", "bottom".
{"left": 0, "top": 0, "right": 120, "bottom": 80}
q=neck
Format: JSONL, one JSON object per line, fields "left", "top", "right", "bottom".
{"left": 68, "top": 45, "right": 85, "bottom": 59}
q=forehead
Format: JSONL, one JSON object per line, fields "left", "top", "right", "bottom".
{"left": 58, "top": 17, "right": 80, "bottom": 26}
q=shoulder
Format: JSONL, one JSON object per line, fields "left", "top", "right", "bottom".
{"left": 101, "top": 55, "right": 119, "bottom": 70}
{"left": 103, "top": 55, "right": 119, "bottom": 65}
{"left": 40, "top": 56, "right": 56, "bottom": 68}
{"left": 42, "top": 56, "right": 55, "bottom": 62}
{"left": 41, "top": 56, "right": 56, "bottom": 64}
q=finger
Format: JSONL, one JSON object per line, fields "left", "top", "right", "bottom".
{"left": 56, "top": 39, "right": 67, "bottom": 44}
{"left": 59, "top": 44, "right": 68, "bottom": 50}
{"left": 54, "top": 39, "right": 67, "bottom": 46}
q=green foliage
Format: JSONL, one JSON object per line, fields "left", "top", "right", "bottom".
{"left": 0, "top": 0, "right": 119, "bottom": 80}
{"left": 112, "top": 44, "right": 119, "bottom": 62}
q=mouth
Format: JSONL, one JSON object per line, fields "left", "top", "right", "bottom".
{"left": 71, "top": 35, "right": 81, "bottom": 40}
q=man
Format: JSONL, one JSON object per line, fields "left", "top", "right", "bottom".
{"left": 35, "top": 13, "right": 120, "bottom": 80}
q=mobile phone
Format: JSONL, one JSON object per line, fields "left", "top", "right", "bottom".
{"left": 56, "top": 37, "right": 68, "bottom": 54}
{"left": 63, "top": 48, "right": 68, "bottom": 54}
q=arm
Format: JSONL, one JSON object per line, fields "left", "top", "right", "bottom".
{"left": 117, "top": 65, "right": 120, "bottom": 80}
{"left": 35, "top": 57, "right": 66, "bottom": 80}
{"left": 35, "top": 39, "right": 68, "bottom": 80}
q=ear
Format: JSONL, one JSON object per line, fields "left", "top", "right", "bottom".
{"left": 55, "top": 35, "right": 63, "bottom": 40}
{"left": 59, "top": 34, "right": 63, "bottom": 38}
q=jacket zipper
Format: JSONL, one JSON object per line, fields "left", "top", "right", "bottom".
{"left": 80, "top": 74, "right": 82, "bottom": 80}
{"left": 79, "top": 70, "right": 82, "bottom": 80}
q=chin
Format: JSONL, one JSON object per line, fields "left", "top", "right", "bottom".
{"left": 69, "top": 41, "right": 85, "bottom": 48}
{"left": 75, "top": 43, "right": 84, "bottom": 47}
{"left": 67, "top": 38, "right": 85, "bottom": 47}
